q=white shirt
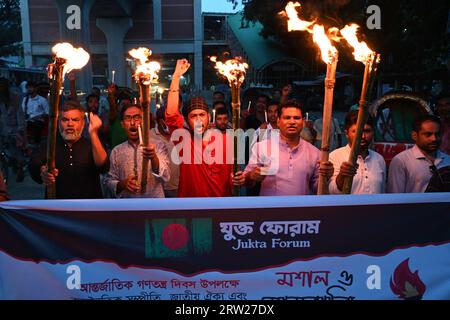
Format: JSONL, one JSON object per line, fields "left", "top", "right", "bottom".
{"left": 103, "top": 140, "right": 170, "bottom": 198}
{"left": 388, "top": 145, "right": 450, "bottom": 193}
{"left": 329, "top": 144, "right": 386, "bottom": 194}
{"left": 21, "top": 94, "right": 49, "bottom": 121}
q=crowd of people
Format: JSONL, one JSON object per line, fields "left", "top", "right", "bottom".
{"left": 0, "top": 59, "right": 449, "bottom": 201}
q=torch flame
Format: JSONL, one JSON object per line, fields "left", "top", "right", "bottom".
{"left": 128, "top": 47, "right": 161, "bottom": 85}
{"left": 340, "top": 24, "right": 375, "bottom": 65}
{"left": 312, "top": 25, "right": 338, "bottom": 64}
{"left": 210, "top": 56, "right": 248, "bottom": 86}
{"left": 283, "top": 1, "right": 315, "bottom": 32}
{"left": 282, "top": 2, "right": 337, "bottom": 64}
{"left": 51, "top": 42, "right": 90, "bottom": 76}
{"left": 129, "top": 47, "right": 152, "bottom": 64}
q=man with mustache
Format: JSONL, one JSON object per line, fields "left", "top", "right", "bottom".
{"left": 328, "top": 111, "right": 386, "bottom": 194}
{"left": 388, "top": 114, "right": 450, "bottom": 193}
{"left": 213, "top": 105, "right": 231, "bottom": 133}
{"left": 29, "top": 101, "right": 109, "bottom": 199}
{"left": 104, "top": 104, "right": 169, "bottom": 198}
{"left": 244, "top": 101, "right": 334, "bottom": 196}
{"left": 165, "top": 59, "right": 245, "bottom": 197}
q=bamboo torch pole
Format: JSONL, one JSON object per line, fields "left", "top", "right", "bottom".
{"left": 129, "top": 47, "right": 160, "bottom": 194}
{"left": 317, "top": 52, "right": 339, "bottom": 195}
{"left": 210, "top": 56, "right": 248, "bottom": 196}
{"left": 231, "top": 83, "right": 241, "bottom": 197}
{"left": 342, "top": 53, "right": 380, "bottom": 194}
{"left": 46, "top": 57, "right": 66, "bottom": 199}
{"left": 138, "top": 79, "right": 151, "bottom": 194}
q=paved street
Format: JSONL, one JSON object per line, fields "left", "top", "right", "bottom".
{"left": 7, "top": 169, "right": 45, "bottom": 200}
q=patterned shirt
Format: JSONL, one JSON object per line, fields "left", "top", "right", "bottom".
{"left": 104, "top": 140, "right": 170, "bottom": 198}
{"left": 150, "top": 127, "right": 179, "bottom": 191}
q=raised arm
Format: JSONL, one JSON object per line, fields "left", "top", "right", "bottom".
{"left": 280, "top": 84, "right": 292, "bottom": 106}
{"left": 167, "top": 59, "right": 190, "bottom": 116}
{"left": 89, "top": 113, "right": 109, "bottom": 169}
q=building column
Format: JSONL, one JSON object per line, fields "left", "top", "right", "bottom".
{"left": 153, "top": 0, "right": 162, "bottom": 40}
{"left": 55, "top": 0, "right": 95, "bottom": 93}
{"left": 19, "top": 0, "right": 33, "bottom": 68}
{"left": 96, "top": 18, "right": 133, "bottom": 87}
{"left": 193, "top": 0, "right": 203, "bottom": 90}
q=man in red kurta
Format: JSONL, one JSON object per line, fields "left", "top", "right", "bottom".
{"left": 165, "top": 59, "right": 245, "bottom": 197}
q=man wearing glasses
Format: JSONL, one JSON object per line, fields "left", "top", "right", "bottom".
{"left": 104, "top": 104, "right": 170, "bottom": 198}
{"left": 388, "top": 114, "right": 450, "bottom": 193}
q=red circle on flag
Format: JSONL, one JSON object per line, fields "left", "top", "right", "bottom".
{"left": 162, "top": 224, "right": 190, "bottom": 250}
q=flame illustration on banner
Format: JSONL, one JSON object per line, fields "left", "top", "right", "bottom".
{"left": 390, "top": 259, "right": 426, "bottom": 300}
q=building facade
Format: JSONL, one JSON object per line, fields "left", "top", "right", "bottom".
{"left": 202, "top": 12, "right": 308, "bottom": 90}
{"left": 20, "top": 0, "right": 203, "bottom": 92}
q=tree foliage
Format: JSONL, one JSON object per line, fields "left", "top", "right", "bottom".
{"left": 0, "top": 0, "right": 22, "bottom": 57}
{"left": 227, "top": 0, "right": 450, "bottom": 75}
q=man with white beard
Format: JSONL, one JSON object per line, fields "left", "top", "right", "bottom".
{"left": 30, "top": 101, "right": 109, "bottom": 199}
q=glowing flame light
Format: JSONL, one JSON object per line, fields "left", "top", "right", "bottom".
{"left": 51, "top": 42, "right": 90, "bottom": 76}
{"left": 282, "top": 2, "right": 337, "bottom": 64}
{"left": 340, "top": 24, "right": 375, "bottom": 65}
{"left": 129, "top": 47, "right": 161, "bottom": 85}
{"left": 283, "top": 1, "right": 315, "bottom": 32}
{"left": 312, "top": 25, "right": 338, "bottom": 64}
{"left": 210, "top": 56, "right": 248, "bottom": 86}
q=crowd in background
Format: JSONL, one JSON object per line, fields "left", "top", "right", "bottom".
{"left": 0, "top": 63, "right": 449, "bottom": 200}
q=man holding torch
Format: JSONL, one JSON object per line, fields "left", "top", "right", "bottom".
{"left": 29, "top": 101, "right": 109, "bottom": 199}
{"left": 165, "top": 59, "right": 245, "bottom": 197}
{"left": 329, "top": 111, "right": 386, "bottom": 194}
{"left": 243, "top": 100, "right": 334, "bottom": 196}
{"left": 103, "top": 104, "right": 169, "bottom": 198}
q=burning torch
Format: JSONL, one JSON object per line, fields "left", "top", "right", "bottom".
{"left": 129, "top": 47, "right": 161, "bottom": 194}
{"left": 210, "top": 56, "right": 248, "bottom": 196}
{"left": 282, "top": 2, "right": 339, "bottom": 195}
{"left": 340, "top": 24, "right": 381, "bottom": 194}
{"left": 46, "top": 43, "right": 89, "bottom": 199}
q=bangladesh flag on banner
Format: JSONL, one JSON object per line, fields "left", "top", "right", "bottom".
{"left": 145, "top": 218, "right": 212, "bottom": 258}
